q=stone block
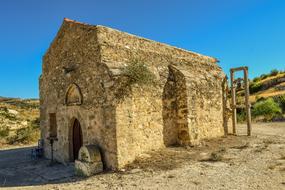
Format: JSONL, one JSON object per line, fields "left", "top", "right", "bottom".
{"left": 74, "top": 145, "right": 104, "bottom": 176}
{"left": 75, "top": 160, "right": 103, "bottom": 177}
{"left": 78, "top": 145, "right": 102, "bottom": 163}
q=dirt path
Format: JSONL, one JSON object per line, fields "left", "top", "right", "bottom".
{"left": 1, "top": 122, "right": 285, "bottom": 190}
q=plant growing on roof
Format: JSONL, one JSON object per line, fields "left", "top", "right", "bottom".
{"left": 121, "top": 59, "right": 157, "bottom": 86}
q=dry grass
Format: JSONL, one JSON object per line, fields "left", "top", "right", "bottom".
{"left": 125, "top": 136, "right": 248, "bottom": 171}
{"left": 249, "top": 90, "right": 285, "bottom": 103}
{"left": 240, "top": 72, "right": 285, "bottom": 103}
{"left": 259, "top": 73, "right": 285, "bottom": 83}
{"left": 0, "top": 98, "right": 39, "bottom": 147}
{"left": 125, "top": 147, "right": 193, "bottom": 171}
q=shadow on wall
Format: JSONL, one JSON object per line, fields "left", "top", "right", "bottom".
{"left": 162, "top": 66, "right": 190, "bottom": 147}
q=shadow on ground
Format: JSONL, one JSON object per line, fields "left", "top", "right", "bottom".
{"left": 0, "top": 146, "right": 78, "bottom": 187}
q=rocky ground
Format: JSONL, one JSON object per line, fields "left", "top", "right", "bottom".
{"left": 1, "top": 122, "right": 284, "bottom": 190}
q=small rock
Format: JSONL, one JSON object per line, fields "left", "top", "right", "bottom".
{"left": 168, "top": 175, "right": 175, "bottom": 178}
{"left": 130, "top": 168, "right": 142, "bottom": 174}
{"left": 199, "top": 152, "right": 210, "bottom": 160}
{"left": 119, "top": 168, "right": 126, "bottom": 172}
{"left": 8, "top": 109, "right": 18, "bottom": 115}
{"left": 21, "top": 121, "right": 28, "bottom": 126}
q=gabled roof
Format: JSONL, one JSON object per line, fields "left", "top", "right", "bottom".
{"left": 43, "top": 18, "right": 221, "bottom": 79}
{"left": 61, "top": 18, "right": 218, "bottom": 63}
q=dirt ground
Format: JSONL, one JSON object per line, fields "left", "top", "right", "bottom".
{"left": 1, "top": 122, "right": 284, "bottom": 190}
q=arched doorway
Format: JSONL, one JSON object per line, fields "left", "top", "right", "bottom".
{"left": 72, "top": 119, "right": 83, "bottom": 161}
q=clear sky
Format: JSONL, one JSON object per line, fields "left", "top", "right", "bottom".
{"left": 0, "top": 0, "right": 285, "bottom": 98}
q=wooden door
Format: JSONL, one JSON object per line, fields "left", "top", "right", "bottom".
{"left": 73, "top": 119, "right": 83, "bottom": 160}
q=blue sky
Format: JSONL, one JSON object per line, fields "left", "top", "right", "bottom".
{"left": 0, "top": 0, "right": 285, "bottom": 98}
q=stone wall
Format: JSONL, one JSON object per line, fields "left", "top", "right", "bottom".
{"left": 40, "top": 20, "right": 119, "bottom": 169}
{"left": 116, "top": 86, "right": 164, "bottom": 167}
{"left": 174, "top": 63, "right": 224, "bottom": 143}
{"left": 96, "top": 25, "right": 225, "bottom": 145}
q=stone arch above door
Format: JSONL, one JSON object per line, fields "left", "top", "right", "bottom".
{"left": 65, "top": 83, "right": 83, "bottom": 106}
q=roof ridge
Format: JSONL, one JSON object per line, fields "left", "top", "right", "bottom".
{"left": 63, "top": 18, "right": 95, "bottom": 27}
{"left": 62, "top": 18, "right": 218, "bottom": 63}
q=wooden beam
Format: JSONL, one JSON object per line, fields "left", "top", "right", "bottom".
{"left": 230, "top": 70, "right": 237, "bottom": 135}
{"left": 222, "top": 76, "right": 228, "bottom": 137}
{"left": 244, "top": 68, "right": 252, "bottom": 136}
{"left": 230, "top": 66, "right": 248, "bottom": 72}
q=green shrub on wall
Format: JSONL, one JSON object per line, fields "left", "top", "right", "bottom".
{"left": 252, "top": 98, "right": 282, "bottom": 121}
{"left": 121, "top": 59, "right": 157, "bottom": 86}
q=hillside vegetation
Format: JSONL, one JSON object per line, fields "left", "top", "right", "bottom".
{"left": 236, "top": 69, "right": 285, "bottom": 122}
{"left": 0, "top": 97, "right": 40, "bottom": 147}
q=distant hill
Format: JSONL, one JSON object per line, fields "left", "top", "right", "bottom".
{"left": 236, "top": 69, "right": 285, "bottom": 103}
{"left": 0, "top": 97, "right": 39, "bottom": 147}
{"left": 249, "top": 71, "right": 285, "bottom": 102}
{"left": 236, "top": 69, "right": 285, "bottom": 122}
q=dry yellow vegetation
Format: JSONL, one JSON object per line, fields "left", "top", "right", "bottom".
{"left": 0, "top": 98, "right": 40, "bottom": 147}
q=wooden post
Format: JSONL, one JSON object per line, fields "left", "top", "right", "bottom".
{"left": 222, "top": 76, "right": 228, "bottom": 136}
{"left": 244, "top": 67, "right": 252, "bottom": 136}
{"left": 230, "top": 70, "right": 237, "bottom": 135}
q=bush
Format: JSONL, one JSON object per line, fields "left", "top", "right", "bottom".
{"left": 270, "top": 69, "right": 279, "bottom": 76}
{"left": 121, "top": 59, "right": 157, "bottom": 86}
{"left": 273, "top": 95, "right": 285, "bottom": 113}
{"left": 252, "top": 98, "right": 282, "bottom": 121}
{"left": 237, "top": 108, "right": 246, "bottom": 123}
{"left": 260, "top": 74, "right": 269, "bottom": 80}
{"left": 252, "top": 77, "right": 261, "bottom": 83}
{"left": 256, "top": 96, "right": 266, "bottom": 102}
{"left": 0, "top": 109, "right": 17, "bottom": 121}
{"left": 249, "top": 82, "right": 262, "bottom": 94}
{"left": 0, "top": 125, "right": 10, "bottom": 137}
{"left": 31, "top": 117, "right": 40, "bottom": 128}
{"left": 7, "top": 122, "right": 39, "bottom": 144}
{"left": 5, "top": 100, "right": 39, "bottom": 109}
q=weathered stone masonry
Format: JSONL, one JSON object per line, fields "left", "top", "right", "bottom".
{"left": 40, "top": 18, "right": 226, "bottom": 170}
